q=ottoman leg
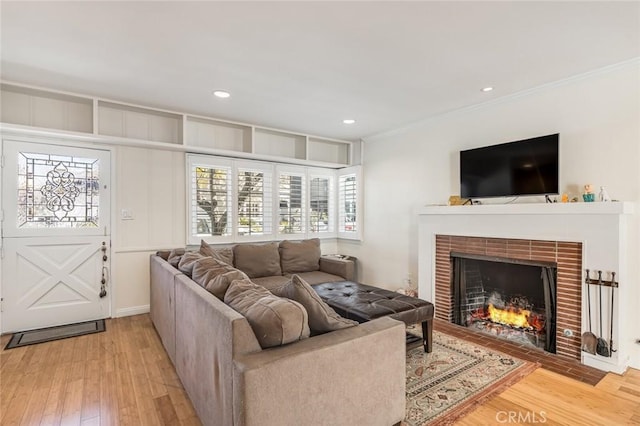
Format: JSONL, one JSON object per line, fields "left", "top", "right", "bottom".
{"left": 422, "top": 319, "right": 433, "bottom": 353}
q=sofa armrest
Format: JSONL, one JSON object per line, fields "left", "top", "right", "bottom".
{"left": 174, "top": 275, "right": 262, "bottom": 426}
{"left": 233, "top": 317, "right": 406, "bottom": 426}
{"left": 319, "top": 256, "right": 355, "bottom": 281}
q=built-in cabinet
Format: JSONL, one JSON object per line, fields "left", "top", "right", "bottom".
{"left": 0, "top": 82, "right": 358, "bottom": 167}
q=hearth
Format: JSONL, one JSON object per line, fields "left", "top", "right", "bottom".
{"left": 451, "top": 252, "right": 557, "bottom": 353}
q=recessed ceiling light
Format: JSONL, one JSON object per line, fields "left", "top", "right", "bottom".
{"left": 481, "top": 87, "right": 493, "bottom": 92}
{"left": 213, "top": 90, "right": 231, "bottom": 98}
{"left": 343, "top": 119, "right": 356, "bottom": 124}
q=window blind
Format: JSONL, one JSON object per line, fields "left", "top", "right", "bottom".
{"left": 338, "top": 173, "right": 357, "bottom": 234}
{"left": 191, "top": 163, "right": 232, "bottom": 238}
{"left": 237, "top": 165, "right": 273, "bottom": 236}
{"left": 278, "top": 172, "right": 305, "bottom": 235}
{"left": 309, "top": 175, "right": 333, "bottom": 233}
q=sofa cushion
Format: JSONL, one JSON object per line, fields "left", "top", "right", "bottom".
{"left": 168, "top": 248, "right": 186, "bottom": 268}
{"left": 288, "top": 271, "right": 345, "bottom": 286}
{"left": 224, "top": 279, "right": 310, "bottom": 348}
{"left": 192, "top": 257, "right": 249, "bottom": 299}
{"left": 279, "top": 238, "right": 321, "bottom": 274}
{"left": 199, "top": 240, "right": 234, "bottom": 265}
{"left": 272, "top": 275, "right": 357, "bottom": 335}
{"left": 252, "top": 275, "right": 290, "bottom": 292}
{"left": 177, "top": 251, "right": 208, "bottom": 277}
{"left": 233, "top": 242, "right": 282, "bottom": 278}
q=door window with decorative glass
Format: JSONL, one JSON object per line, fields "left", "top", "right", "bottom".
{"left": 17, "top": 152, "right": 101, "bottom": 228}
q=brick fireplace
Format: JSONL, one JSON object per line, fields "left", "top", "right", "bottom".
{"left": 434, "top": 235, "right": 582, "bottom": 360}
{"left": 418, "top": 203, "right": 635, "bottom": 373}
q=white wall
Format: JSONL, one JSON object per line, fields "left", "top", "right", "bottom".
{"left": 340, "top": 62, "right": 640, "bottom": 366}
{"left": 346, "top": 62, "right": 639, "bottom": 286}
{"left": 111, "top": 146, "right": 340, "bottom": 315}
{"left": 112, "top": 146, "right": 186, "bottom": 316}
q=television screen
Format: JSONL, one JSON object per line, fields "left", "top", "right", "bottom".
{"left": 460, "top": 134, "right": 559, "bottom": 198}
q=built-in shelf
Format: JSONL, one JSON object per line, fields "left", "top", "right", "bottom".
{"left": 1, "top": 83, "right": 93, "bottom": 133}
{"left": 417, "top": 202, "right": 635, "bottom": 216}
{"left": 185, "top": 116, "right": 251, "bottom": 153}
{"left": 0, "top": 82, "right": 358, "bottom": 168}
{"left": 253, "top": 128, "right": 306, "bottom": 160}
{"left": 97, "top": 101, "right": 183, "bottom": 144}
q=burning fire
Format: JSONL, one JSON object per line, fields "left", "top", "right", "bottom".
{"left": 487, "top": 303, "right": 543, "bottom": 331}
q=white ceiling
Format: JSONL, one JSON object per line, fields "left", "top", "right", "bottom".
{"left": 1, "top": 1, "right": 639, "bottom": 141}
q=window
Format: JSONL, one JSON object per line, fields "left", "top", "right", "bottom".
{"left": 278, "top": 168, "right": 305, "bottom": 235}
{"left": 187, "top": 154, "right": 361, "bottom": 244}
{"left": 17, "top": 151, "right": 100, "bottom": 228}
{"left": 309, "top": 171, "right": 334, "bottom": 234}
{"left": 338, "top": 166, "right": 361, "bottom": 239}
{"left": 188, "top": 156, "right": 233, "bottom": 241}
{"left": 237, "top": 162, "right": 273, "bottom": 237}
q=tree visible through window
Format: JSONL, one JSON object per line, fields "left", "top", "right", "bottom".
{"left": 238, "top": 170, "right": 269, "bottom": 235}
{"left": 195, "top": 167, "right": 230, "bottom": 236}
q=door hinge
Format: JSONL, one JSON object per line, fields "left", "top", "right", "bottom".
{"left": 0, "top": 209, "right": 4, "bottom": 222}
{"left": 0, "top": 298, "right": 3, "bottom": 313}
{"left": 0, "top": 155, "right": 4, "bottom": 168}
{"left": 0, "top": 246, "right": 4, "bottom": 259}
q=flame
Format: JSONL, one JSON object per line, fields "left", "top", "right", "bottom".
{"left": 487, "top": 303, "right": 532, "bottom": 329}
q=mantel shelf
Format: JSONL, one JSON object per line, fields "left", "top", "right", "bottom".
{"left": 417, "top": 201, "right": 635, "bottom": 216}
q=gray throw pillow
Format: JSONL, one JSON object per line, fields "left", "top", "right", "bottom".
{"left": 192, "top": 257, "right": 249, "bottom": 299}
{"left": 233, "top": 242, "right": 282, "bottom": 278}
{"left": 199, "top": 240, "right": 234, "bottom": 265}
{"left": 224, "top": 279, "right": 310, "bottom": 348}
{"left": 168, "top": 248, "right": 186, "bottom": 268}
{"left": 177, "top": 251, "right": 208, "bottom": 277}
{"left": 272, "top": 275, "right": 358, "bottom": 335}
{"left": 279, "top": 238, "right": 321, "bottom": 274}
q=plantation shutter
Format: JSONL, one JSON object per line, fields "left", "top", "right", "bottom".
{"left": 237, "top": 162, "right": 273, "bottom": 237}
{"left": 338, "top": 166, "right": 361, "bottom": 239}
{"left": 278, "top": 167, "right": 306, "bottom": 236}
{"left": 309, "top": 171, "right": 334, "bottom": 235}
{"left": 187, "top": 155, "right": 233, "bottom": 244}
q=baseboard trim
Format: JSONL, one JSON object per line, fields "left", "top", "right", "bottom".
{"left": 115, "top": 305, "right": 150, "bottom": 318}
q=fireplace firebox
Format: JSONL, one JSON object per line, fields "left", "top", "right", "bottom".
{"left": 450, "top": 252, "right": 557, "bottom": 353}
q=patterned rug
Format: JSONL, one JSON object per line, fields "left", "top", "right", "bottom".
{"left": 404, "top": 329, "right": 539, "bottom": 426}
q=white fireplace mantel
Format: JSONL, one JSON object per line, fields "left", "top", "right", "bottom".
{"left": 417, "top": 201, "right": 635, "bottom": 216}
{"left": 417, "top": 201, "right": 637, "bottom": 374}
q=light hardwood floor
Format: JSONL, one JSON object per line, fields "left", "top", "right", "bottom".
{"left": 1, "top": 314, "right": 638, "bottom": 425}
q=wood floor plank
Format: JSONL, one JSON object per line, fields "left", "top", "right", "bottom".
{"left": 1, "top": 313, "right": 637, "bottom": 426}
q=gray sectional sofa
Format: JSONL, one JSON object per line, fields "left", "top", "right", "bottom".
{"left": 150, "top": 239, "right": 406, "bottom": 426}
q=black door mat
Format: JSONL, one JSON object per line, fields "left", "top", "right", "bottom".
{"left": 4, "top": 319, "right": 106, "bottom": 350}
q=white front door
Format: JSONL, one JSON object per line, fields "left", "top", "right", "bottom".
{"left": 1, "top": 140, "right": 111, "bottom": 332}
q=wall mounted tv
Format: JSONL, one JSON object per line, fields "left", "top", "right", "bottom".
{"left": 460, "top": 133, "right": 559, "bottom": 199}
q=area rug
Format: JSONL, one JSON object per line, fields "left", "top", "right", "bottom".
{"left": 404, "top": 329, "right": 539, "bottom": 426}
{"left": 4, "top": 319, "right": 106, "bottom": 349}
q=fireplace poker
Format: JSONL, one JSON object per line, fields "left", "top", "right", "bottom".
{"left": 609, "top": 272, "right": 616, "bottom": 355}
{"left": 581, "top": 269, "right": 597, "bottom": 355}
{"left": 596, "top": 270, "right": 610, "bottom": 357}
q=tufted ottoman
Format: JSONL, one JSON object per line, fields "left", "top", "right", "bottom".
{"left": 313, "top": 281, "right": 434, "bottom": 352}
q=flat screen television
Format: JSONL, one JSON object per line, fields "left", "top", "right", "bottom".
{"left": 460, "top": 134, "right": 559, "bottom": 199}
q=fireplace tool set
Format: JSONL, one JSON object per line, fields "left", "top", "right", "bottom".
{"left": 581, "top": 269, "right": 617, "bottom": 357}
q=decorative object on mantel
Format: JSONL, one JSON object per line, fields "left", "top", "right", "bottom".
{"left": 583, "top": 184, "right": 595, "bottom": 202}
{"left": 561, "top": 193, "right": 569, "bottom": 203}
{"left": 448, "top": 195, "right": 470, "bottom": 206}
{"left": 584, "top": 269, "right": 618, "bottom": 358}
{"left": 599, "top": 186, "right": 611, "bottom": 202}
